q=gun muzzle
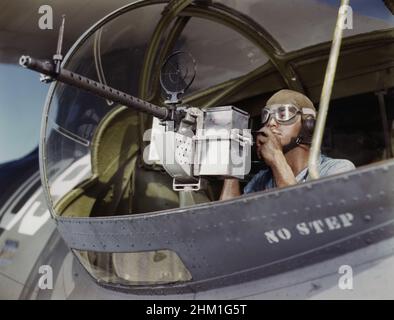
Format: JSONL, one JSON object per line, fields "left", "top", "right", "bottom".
{"left": 20, "top": 55, "right": 57, "bottom": 76}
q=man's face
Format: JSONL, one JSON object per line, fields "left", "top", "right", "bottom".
{"left": 258, "top": 105, "right": 302, "bottom": 148}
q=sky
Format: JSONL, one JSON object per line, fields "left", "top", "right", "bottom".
{"left": 0, "top": 63, "right": 50, "bottom": 163}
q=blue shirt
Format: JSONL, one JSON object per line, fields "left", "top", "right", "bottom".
{"left": 243, "top": 154, "right": 355, "bottom": 194}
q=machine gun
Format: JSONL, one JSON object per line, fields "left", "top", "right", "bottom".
{"left": 19, "top": 16, "right": 252, "bottom": 191}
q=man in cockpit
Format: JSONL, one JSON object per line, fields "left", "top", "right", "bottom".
{"left": 220, "top": 89, "right": 355, "bottom": 200}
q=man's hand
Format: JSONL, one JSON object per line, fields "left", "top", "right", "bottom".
{"left": 255, "top": 127, "right": 297, "bottom": 188}
{"left": 219, "top": 179, "right": 241, "bottom": 200}
{"left": 255, "top": 127, "right": 283, "bottom": 166}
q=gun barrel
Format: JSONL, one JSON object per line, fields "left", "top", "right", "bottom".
{"left": 19, "top": 55, "right": 169, "bottom": 120}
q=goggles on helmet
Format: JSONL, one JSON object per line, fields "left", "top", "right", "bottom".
{"left": 261, "top": 104, "right": 316, "bottom": 125}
